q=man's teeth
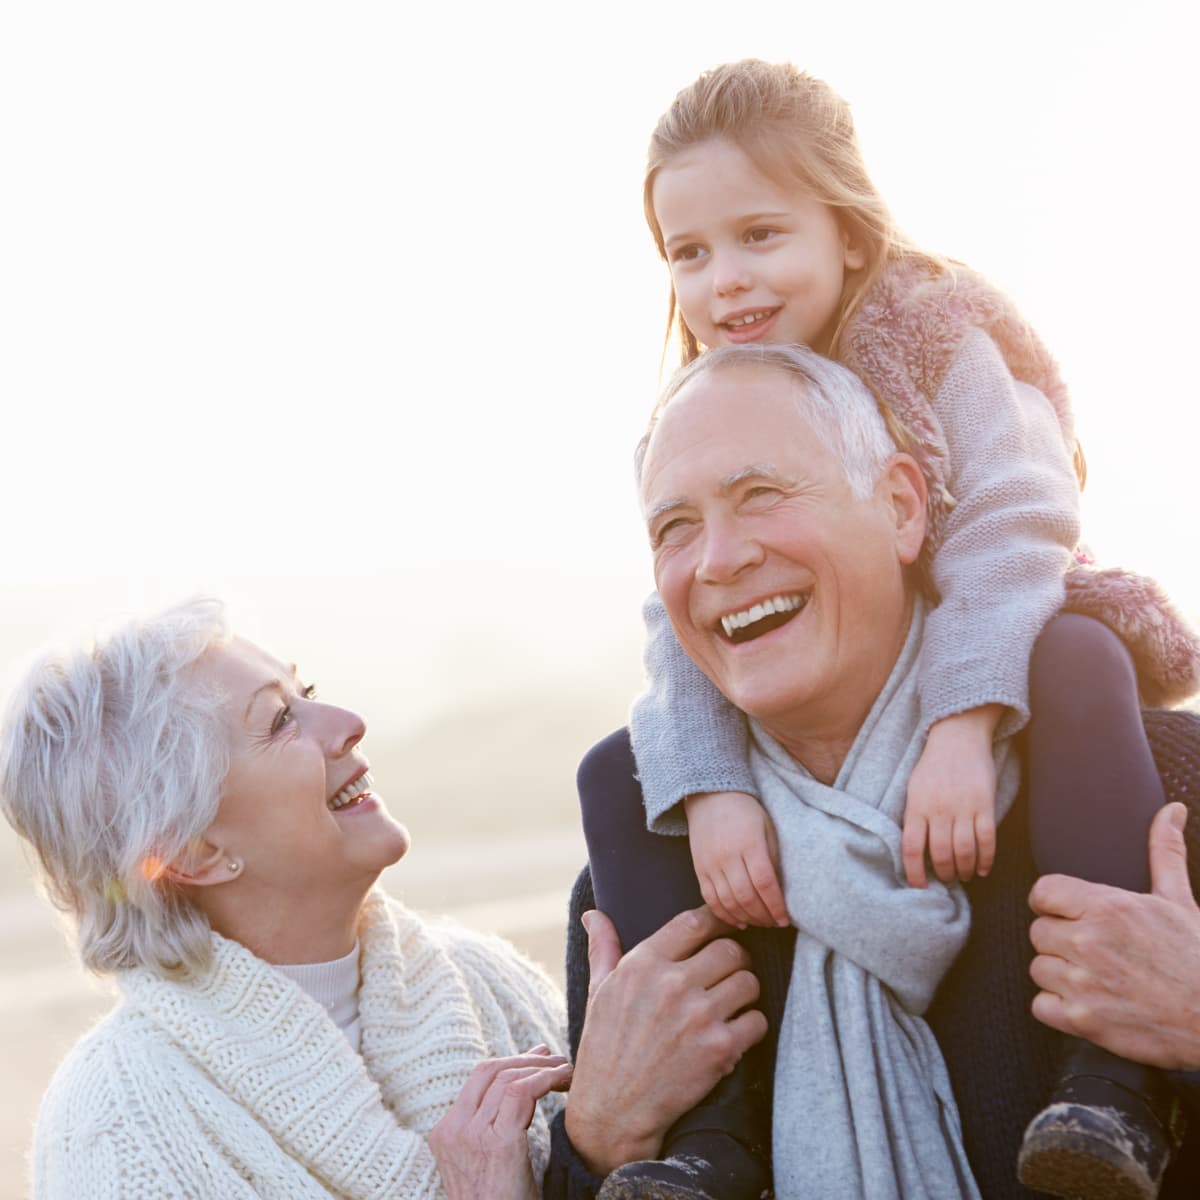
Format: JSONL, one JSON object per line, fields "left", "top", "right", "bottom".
{"left": 724, "top": 310, "right": 773, "bottom": 328}
{"left": 721, "top": 594, "right": 807, "bottom": 639}
{"left": 329, "top": 772, "right": 374, "bottom": 811}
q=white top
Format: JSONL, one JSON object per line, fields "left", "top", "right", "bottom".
{"left": 274, "top": 941, "right": 362, "bottom": 1051}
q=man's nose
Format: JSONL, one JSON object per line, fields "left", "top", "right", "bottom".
{"left": 697, "top": 517, "right": 762, "bottom": 584}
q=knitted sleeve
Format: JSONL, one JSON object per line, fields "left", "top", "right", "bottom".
{"left": 629, "top": 590, "right": 757, "bottom": 833}
{"left": 433, "top": 921, "right": 569, "bottom": 1184}
{"left": 920, "top": 329, "right": 1080, "bottom": 739}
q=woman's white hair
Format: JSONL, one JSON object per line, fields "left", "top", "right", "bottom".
{"left": 0, "top": 597, "right": 231, "bottom": 978}
{"left": 637, "top": 343, "right": 897, "bottom": 497}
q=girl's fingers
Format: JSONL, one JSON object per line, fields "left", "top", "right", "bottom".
{"left": 928, "top": 817, "right": 956, "bottom": 884}
{"left": 953, "top": 816, "right": 977, "bottom": 882}
{"left": 901, "top": 813, "right": 928, "bottom": 889}
{"left": 975, "top": 813, "right": 997, "bottom": 877}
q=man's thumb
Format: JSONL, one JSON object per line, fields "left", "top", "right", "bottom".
{"left": 1149, "top": 802, "right": 1196, "bottom": 907}
{"left": 583, "top": 909, "right": 622, "bottom": 998}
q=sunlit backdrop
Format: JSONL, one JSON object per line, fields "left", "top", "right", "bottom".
{"left": 0, "top": 1, "right": 1196, "bottom": 1190}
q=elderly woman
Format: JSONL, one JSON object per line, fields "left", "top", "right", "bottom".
{"left": 0, "top": 598, "right": 573, "bottom": 1199}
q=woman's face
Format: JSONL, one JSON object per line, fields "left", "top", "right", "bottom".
{"left": 194, "top": 637, "right": 410, "bottom": 908}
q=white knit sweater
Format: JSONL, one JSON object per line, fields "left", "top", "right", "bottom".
{"left": 31, "top": 890, "right": 567, "bottom": 1199}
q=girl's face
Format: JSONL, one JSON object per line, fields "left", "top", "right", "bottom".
{"left": 652, "top": 138, "right": 865, "bottom": 354}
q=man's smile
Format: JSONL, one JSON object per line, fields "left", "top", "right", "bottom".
{"left": 719, "top": 592, "right": 809, "bottom": 643}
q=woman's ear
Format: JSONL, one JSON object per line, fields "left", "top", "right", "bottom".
{"left": 882, "top": 453, "right": 928, "bottom": 565}
{"left": 163, "top": 837, "right": 237, "bottom": 888}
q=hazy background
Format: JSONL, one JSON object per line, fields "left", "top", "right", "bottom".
{"left": 1, "top": 0, "right": 1197, "bottom": 1193}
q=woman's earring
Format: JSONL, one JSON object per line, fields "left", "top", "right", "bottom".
{"left": 228, "top": 861, "right": 241, "bottom": 874}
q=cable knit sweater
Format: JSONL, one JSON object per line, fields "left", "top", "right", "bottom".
{"left": 31, "top": 890, "right": 567, "bottom": 1200}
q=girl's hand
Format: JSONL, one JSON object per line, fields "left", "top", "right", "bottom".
{"left": 902, "top": 706, "right": 1002, "bottom": 888}
{"left": 427, "top": 1046, "right": 572, "bottom": 1200}
{"left": 684, "top": 791, "right": 789, "bottom": 928}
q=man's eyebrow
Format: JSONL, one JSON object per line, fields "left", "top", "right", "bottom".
{"left": 243, "top": 663, "right": 299, "bottom": 722}
{"left": 644, "top": 466, "right": 792, "bottom": 526}
{"left": 721, "top": 464, "right": 793, "bottom": 490}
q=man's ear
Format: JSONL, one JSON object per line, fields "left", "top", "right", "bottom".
{"left": 162, "top": 837, "right": 234, "bottom": 888}
{"left": 881, "top": 453, "right": 927, "bottom": 565}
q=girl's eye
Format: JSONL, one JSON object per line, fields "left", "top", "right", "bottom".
{"left": 746, "top": 227, "right": 775, "bottom": 245}
{"left": 669, "top": 243, "right": 706, "bottom": 264}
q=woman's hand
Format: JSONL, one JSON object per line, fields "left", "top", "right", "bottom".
{"left": 428, "top": 1046, "right": 572, "bottom": 1200}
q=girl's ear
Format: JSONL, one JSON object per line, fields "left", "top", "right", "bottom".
{"left": 882, "top": 453, "right": 927, "bottom": 565}
{"left": 163, "top": 838, "right": 236, "bottom": 888}
{"left": 842, "top": 231, "right": 867, "bottom": 272}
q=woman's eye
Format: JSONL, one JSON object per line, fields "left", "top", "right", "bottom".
{"left": 271, "top": 706, "right": 293, "bottom": 735}
{"left": 302, "top": 683, "right": 318, "bottom": 700}
{"left": 744, "top": 486, "right": 780, "bottom": 505}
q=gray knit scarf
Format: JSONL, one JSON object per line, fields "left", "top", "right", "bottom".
{"left": 751, "top": 603, "right": 1020, "bottom": 1199}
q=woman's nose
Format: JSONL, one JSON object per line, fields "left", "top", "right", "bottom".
{"left": 326, "top": 706, "right": 366, "bottom": 757}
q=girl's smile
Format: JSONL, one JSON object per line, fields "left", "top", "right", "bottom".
{"left": 651, "top": 138, "right": 864, "bottom": 354}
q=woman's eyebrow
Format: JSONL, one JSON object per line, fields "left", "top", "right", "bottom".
{"left": 242, "top": 664, "right": 299, "bottom": 721}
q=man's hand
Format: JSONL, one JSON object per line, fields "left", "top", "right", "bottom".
{"left": 902, "top": 706, "right": 1000, "bottom": 888}
{"left": 685, "top": 791, "right": 789, "bottom": 928}
{"left": 1029, "top": 801, "right": 1200, "bottom": 1071}
{"left": 564, "top": 905, "right": 767, "bottom": 1175}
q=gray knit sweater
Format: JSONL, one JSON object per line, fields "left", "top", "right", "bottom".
{"left": 631, "top": 329, "right": 1080, "bottom": 830}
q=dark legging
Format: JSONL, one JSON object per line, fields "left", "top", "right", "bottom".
{"left": 1028, "top": 613, "right": 1164, "bottom": 893}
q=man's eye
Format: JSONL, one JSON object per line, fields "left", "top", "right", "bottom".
{"left": 654, "top": 517, "right": 693, "bottom": 545}
{"left": 271, "top": 706, "right": 293, "bottom": 735}
{"left": 302, "top": 683, "right": 318, "bottom": 700}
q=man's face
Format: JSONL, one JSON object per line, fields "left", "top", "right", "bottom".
{"left": 640, "top": 363, "right": 924, "bottom": 748}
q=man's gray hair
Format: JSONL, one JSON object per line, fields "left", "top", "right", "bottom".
{"left": 637, "top": 344, "right": 897, "bottom": 497}
{"left": 0, "top": 597, "right": 231, "bottom": 978}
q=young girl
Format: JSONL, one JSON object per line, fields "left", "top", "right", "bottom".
{"left": 579, "top": 60, "right": 1200, "bottom": 1200}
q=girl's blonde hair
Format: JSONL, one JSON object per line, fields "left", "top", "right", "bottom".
{"left": 644, "top": 59, "right": 941, "bottom": 364}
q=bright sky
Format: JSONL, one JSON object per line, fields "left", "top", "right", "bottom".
{"left": 1, "top": 1, "right": 1196, "bottom": 722}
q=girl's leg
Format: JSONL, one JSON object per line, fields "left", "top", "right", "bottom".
{"left": 577, "top": 727, "right": 702, "bottom": 951}
{"left": 1020, "top": 614, "right": 1181, "bottom": 1198}
{"left": 577, "top": 729, "right": 770, "bottom": 1200}
{"left": 1027, "top": 613, "right": 1164, "bottom": 890}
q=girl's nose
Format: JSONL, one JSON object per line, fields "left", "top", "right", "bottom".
{"left": 712, "top": 251, "right": 752, "bottom": 297}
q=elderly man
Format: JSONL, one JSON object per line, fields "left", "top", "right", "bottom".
{"left": 545, "top": 345, "right": 1200, "bottom": 1200}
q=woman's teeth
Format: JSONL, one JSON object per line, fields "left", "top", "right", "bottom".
{"left": 329, "top": 772, "right": 373, "bottom": 811}
{"left": 721, "top": 594, "right": 807, "bottom": 640}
